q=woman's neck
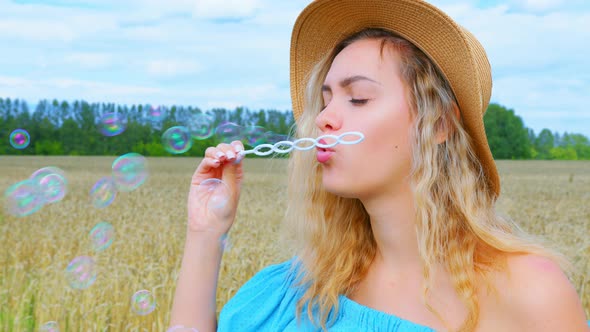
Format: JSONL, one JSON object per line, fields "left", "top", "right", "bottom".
{"left": 361, "top": 181, "right": 422, "bottom": 274}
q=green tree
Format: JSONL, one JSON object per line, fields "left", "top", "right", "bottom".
{"left": 483, "top": 103, "right": 531, "bottom": 159}
{"left": 549, "top": 146, "right": 577, "bottom": 160}
{"left": 534, "top": 129, "right": 555, "bottom": 159}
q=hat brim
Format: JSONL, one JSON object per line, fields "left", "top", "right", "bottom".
{"left": 290, "top": 0, "right": 500, "bottom": 197}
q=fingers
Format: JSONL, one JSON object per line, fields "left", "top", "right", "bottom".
{"left": 193, "top": 141, "right": 246, "bottom": 184}
{"left": 230, "top": 141, "right": 245, "bottom": 164}
{"left": 204, "top": 141, "right": 245, "bottom": 163}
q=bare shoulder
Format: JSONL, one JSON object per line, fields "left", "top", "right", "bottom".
{"left": 496, "top": 254, "right": 589, "bottom": 331}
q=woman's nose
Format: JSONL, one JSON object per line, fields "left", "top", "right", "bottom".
{"left": 315, "top": 102, "right": 342, "bottom": 132}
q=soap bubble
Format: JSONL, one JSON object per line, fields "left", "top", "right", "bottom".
{"left": 220, "top": 234, "right": 231, "bottom": 252}
{"left": 89, "top": 222, "right": 114, "bottom": 252}
{"left": 65, "top": 256, "right": 97, "bottom": 290}
{"left": 131, "top": 290, "right": 156, "bottom": 315}
{"left": 186, "top": 113, "right": 214, "bottom": 140}
{"left": 98, "top": 112, "right": 127, "bottom": 137}
{"left": 30, "top": 167, "right": 68, "bottom": 204}
{"left": 264, "top": 132, "right": 291, "bottom": 144}
{"left": 90, "top": 177, "right": 117, "bottom": 208}
{"left": 112, "top": 153, "right": 148, "bottom": 192}
{"left": 39, "top": 321, "right": 59, "bottom": 332}
{"left": 9, "top": 129, "right": 30, "bottom": 149}
{"left": 30, "top": 167, "right": 67, "bottom": 186}
{"left": 242, "top": 125, "right": 267, "bottom": 146}
{"left": 197, "top": 178, "right": 231, "bottom": 216}
{"left": 38, "top": 173, "right": 67, "bottom": 204}
{"left": 3, "top": 179, "right": 44, "bottom": 217}
{"left": 214, "top": 122, "right": 242, "bottom": 143}
{"left": 162, "top": 126, "right": 192, "bottom": 154}
{"left": 147, "top": 106, "right": 166, "bottom": 129}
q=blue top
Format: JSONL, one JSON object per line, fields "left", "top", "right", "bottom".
{"left": 219, "top": 259, "right": 590, "bottom": 331}
{"left": 218, "top": 258, "right": 436, "bottom": 331}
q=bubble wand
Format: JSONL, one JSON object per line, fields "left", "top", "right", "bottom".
{"left": 237, "top": 131, "right": 365, "bottom": 157}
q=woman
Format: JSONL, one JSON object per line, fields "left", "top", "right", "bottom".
{"left": 170, "top": 0, "right": 589, "bottom": 331}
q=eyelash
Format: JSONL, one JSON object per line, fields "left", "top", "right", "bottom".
{"left": 321, "top": 99, "right": 369, "bottom": 110}
{"left": 350, "top": 98, "right": 368, "bottom": 105}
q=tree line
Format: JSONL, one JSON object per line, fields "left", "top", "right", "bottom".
{"left": 0, "top": 97, "right": 588, "bottom": 160}
{"left": 0, "top": 98, "right": 294, "bottom": 157}
{"left": 483, "top": 104, "right": 590, "bottom": 160}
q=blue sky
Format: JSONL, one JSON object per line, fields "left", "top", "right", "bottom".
{"left": 1, "top": 0, "right": 589, "bottom": 136}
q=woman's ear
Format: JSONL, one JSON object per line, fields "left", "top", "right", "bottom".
{"left": 435, "top": 105, "right": 460, "bottom": 144}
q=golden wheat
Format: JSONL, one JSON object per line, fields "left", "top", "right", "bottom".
{"left": 0, "top": 157, "right": 588, "bottom": 331}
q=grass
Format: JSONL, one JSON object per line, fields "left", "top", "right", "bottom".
{"left": 0, "top": 156, "right": 588, "bottom": 331}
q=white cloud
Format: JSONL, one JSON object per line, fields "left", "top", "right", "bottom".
{"left": 0, "top": 74, "right": 288, "bottom": 111}
{"left": 0, "top": 1, "right": 119, "bottom": 43}
{"left": 145, "top": 59, "right": 204, "bottom": 77}
{"left": 0, "top": 75, "right": 160, "bottom": 104}
{"left": 65, "top": 53, "right": 114, "bottom": 69}
{"left": 0, "top": 76, "right": 31, "bottom": 87}
{"left": 0, "top": 19, "right": 76, "bottom": 42}
{"left": 192, "top": 0, "right": 262, "bottom": 19}
{"left": 490, "top": 75, "right": 590, "bottom": 134}
{"left": 507, "top": 0, "right": 565, "bottom": 12}
{"left": 493, "top": 75, "right": 589, "bottom": 115}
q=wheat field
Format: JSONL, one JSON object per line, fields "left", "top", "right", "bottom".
{"left": 0, "top": 156, "right": 588, "bottom": 331}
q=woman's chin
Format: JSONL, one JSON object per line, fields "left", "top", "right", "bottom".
{"left": 322, "top": 180, "right": 359, "bottom": 199}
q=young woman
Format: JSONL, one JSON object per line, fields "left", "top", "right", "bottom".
{"left": 170, "top": 0, "right": 590, "bottom": 331}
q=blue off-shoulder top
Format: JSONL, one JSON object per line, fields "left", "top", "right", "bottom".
{"left": 218, "top": 258, "right": 436, "bottom": 331}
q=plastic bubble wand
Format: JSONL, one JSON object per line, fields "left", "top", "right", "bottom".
{"left": 237, "top": 131, "right": 365, "bottom": 157}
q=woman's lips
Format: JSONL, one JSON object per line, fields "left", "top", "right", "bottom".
{"left": 316, "top": 149, "right": 333, "bottom": 163}
{"left": 316, "top": 138, "right": 334, "bottom": 163}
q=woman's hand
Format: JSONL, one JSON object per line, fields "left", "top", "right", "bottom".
{"left": 187, "top": 140, "right": 244, "bottom": 236}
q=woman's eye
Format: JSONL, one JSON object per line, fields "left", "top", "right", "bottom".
{"left": 350, "top": 99, "right": 369, "bottom": 105}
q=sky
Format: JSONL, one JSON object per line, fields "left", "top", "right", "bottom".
{"left": 0, "top": 0, "right": 589, "bottom": 136}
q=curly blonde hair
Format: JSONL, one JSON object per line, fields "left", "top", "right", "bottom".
{"left": 280, "top": 28, "right": 571, "bottom": 332}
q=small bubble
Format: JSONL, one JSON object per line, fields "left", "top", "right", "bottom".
{"left": 39, "top": 321, "right": 59, "bottom": 332}
{"left": 9, "top": 129, "right": 30, "bottom": 149}
{"left": 215, "top": 122, "right": 242, "bottom": 143}
{"left": 243, "top": 125, "right": 267, "bottom": 146}
{"left": 131, "top": 290, "right": 156, "bottom": 315}
{"left": 162, "top": 126, "right": 192, "bottom": 154}
{"left": 220, "top": 234, "right": 231, "bottom": 252}
{"left": 197, "top": 178, "right": 231, "bottom": 216}
{"left": 264, "top": 132, "right": 290, "bottom": 144}
{"left": 65, "top": 256, "right": 97, "bottom": 290}
{"left": 39, "top": 173, "right": 67, "bottom": 204}
{"left": 186, "top": 113, "right": 214, "bottom": 140}
{"left": 89, "top": 222, "right": 114, "bottom": 252}
{"left": 30, "top": 167, "right": 68, "bottom": 205}
{"left": 90, "top": 177, "right": 117, "bottom": 209}
{"left": 98, "top": 112, "right": 127, "bottom": 137}
{"left": 148, "top": 106, "right": 166, "bottom": 129}
{"left": 112, "top": 153, "right": 148, "bottom": 192}
{"left": 30, "top": 167, "right": 67, "bottom": 186}
{"left": 3, "top": 179, "right": 45, "bottom": 217}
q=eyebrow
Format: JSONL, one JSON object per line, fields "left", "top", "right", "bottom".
{"left": 321, "top": 75, "right": 380, "bottom": 92}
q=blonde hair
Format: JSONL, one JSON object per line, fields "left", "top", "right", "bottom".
{"left": 281, "top": 28, "right": 572, "bottom": 331}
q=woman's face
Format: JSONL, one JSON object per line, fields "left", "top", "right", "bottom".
{"left": 316, "top": 38, "right": 415, "bottom": 199}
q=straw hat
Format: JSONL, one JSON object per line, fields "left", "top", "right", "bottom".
{"left": 289, "top": 0, "right": 500, "bottom": 198}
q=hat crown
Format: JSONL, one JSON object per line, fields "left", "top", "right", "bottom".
{"left": 461, "top": 27, "right": 493, "bottom": 117}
